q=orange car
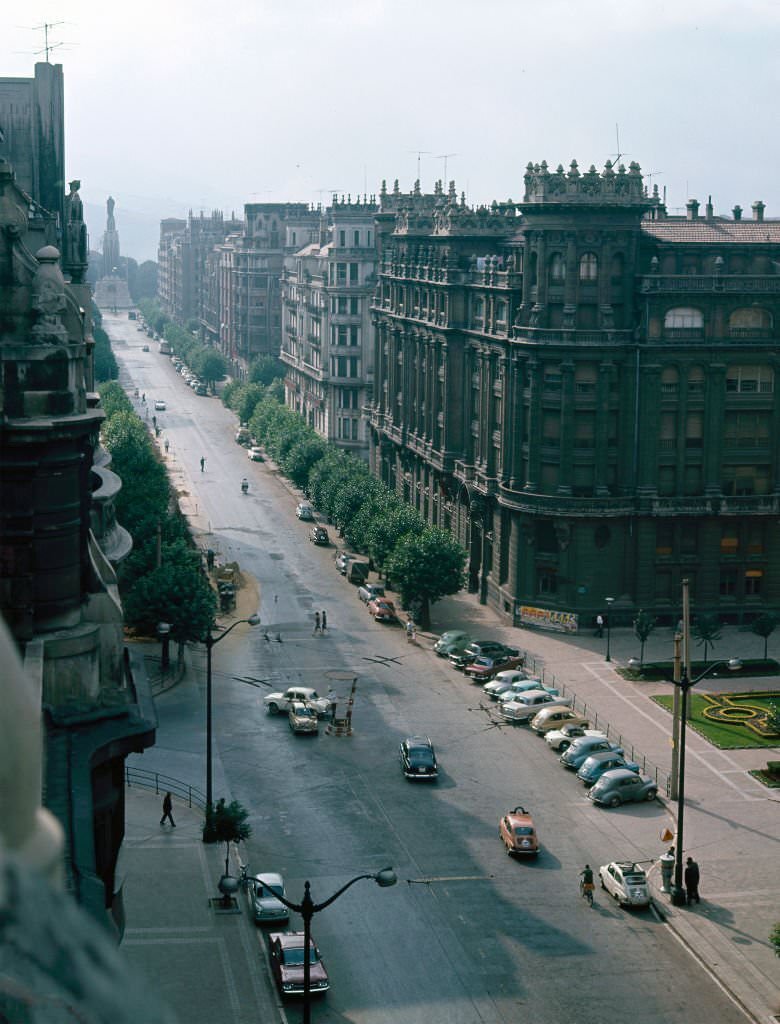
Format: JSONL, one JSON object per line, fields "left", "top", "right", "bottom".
{"left": 499, "top": 806, "right": 539, "bottom": 857}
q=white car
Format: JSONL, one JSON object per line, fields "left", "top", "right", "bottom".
{"left": 264, "top": 686, "right": 330, "bottom": 716}
{"left": 247, "top": 446, "right": 264, "bottom": 461}
{"left": 545, "top": 724, "right": 604, "bottom": 752}
{"left": 598, "top": 861, "right": 651, "bottom": 908}
{"left": 495, "top": 678, "right": 548, "bottom": 704}
{"left": 288, "top": 702, "right": 319, "bottom": 734}
{"left": 154, "top": 400, "right": 166, "bottom": 411}
{"left": 295, "top": 502, "right": 315, "bottom": 521}
{"left": 482, "top": 670, "right": 529, "bottom": 698}
{"left": 499, "top": 691, "right": 571, "bottom": 723}
{"left": 248, "top": 872, "right": 290, "bottom": 924}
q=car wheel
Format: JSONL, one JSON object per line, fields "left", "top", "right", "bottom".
{"left": 559, "top": 741, "right": 570, "bottom": 752}
{"left": 600, "top": 877, "right": 607, "bottom": 889}
{"left": 608, "top": 795, "right": 622, "bottom": 808}
{"left": 613, "top": 891, "right": 620, "bottom": 903}
{"left": 646, "top": 789, "right": 658, "bottom": 801}
{"left": 506, "top": 845, "right": 513, "bottom": 856}
{"left": 268, "top": 702, "right": 279, "bottom": 715}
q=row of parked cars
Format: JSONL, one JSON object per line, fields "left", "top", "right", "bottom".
{"left": 172, "top": 357, "right": 208, "bottom": 396}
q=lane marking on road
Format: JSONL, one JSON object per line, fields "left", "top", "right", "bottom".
{"left": 582, "top": 663, "right": 764, "bottom": 800}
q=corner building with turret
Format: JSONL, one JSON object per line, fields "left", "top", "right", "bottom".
{"left": 368, "top": 165, "right": 780, "bottom": 627}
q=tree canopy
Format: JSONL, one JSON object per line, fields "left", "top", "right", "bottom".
{"left": 385, "top": 527, "right": 466, "bottom": 627}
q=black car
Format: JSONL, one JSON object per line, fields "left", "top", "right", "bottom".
{"left": 400, "top": 736, "right": 438, "bottom": 780}
{"left": 309, "top": 526, "right": 330, "bottom": 545}
{"left": 449, "top": 640, "right": 517, "bottom": 670}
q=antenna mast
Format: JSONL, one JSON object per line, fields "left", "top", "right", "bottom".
{"left": 32, "top": 21, "right": 65, "bottom": 62}
{"left": 436, "top": 153, "right": 458, "bottom": 181}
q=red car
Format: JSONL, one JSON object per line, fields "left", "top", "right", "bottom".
{"left": 499, "top": 806, "right": 540, "bottom": 856}
{"left": 465, "top": 651, "right": 524, "bottom": 682}
{"left": 268, "top": 932, "right": 329, "bottom": 997}
{"left": 367, "top": 597, "right": 397, "bottom": 623}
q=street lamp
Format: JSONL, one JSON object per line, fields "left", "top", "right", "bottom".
{"left": 604, "top": 597, "right": 615, "bottom": 662}
{"left": 270, "top": 868, "right": 397, "bottom": 1023}
{"left": 669, "top": 657, "right": 741, "bottom": 906}
{"left": 203, "top": 614, "right": 261, "bottom": 813}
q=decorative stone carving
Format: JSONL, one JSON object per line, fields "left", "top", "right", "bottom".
{"left": 31, "top": 246, "right": 68, "bottom": 344}
{"left": 63, "top": 179, "right": 88, "bottom": 282}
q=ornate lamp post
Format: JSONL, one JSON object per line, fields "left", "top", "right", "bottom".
{"left": 669, "top": 657, "right": 741, "bottom": 905}
{"left": 203, "top": 614, "right": 260, "bottom": 814}
{"left": 604, "top": 596, "right": 615, "bottom": 662}
{"left": 271, "top": 868, "right": 397, "bottom": 1022}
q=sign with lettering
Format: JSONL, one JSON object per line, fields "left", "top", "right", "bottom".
{"left": 517, "top": 605, "right": 579, "bottom": 634}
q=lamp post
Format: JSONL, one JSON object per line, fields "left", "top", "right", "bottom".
{"left": 203, "top": 614, "right": 261, "bottom": 814}
{"left": 270, "top": 868, "right": 397, "bottom": 1023}
{"left": 604, "top": 597, "right": 615, "bottom": 662}
{"left": 670, "top": 656, "right": 741, "bottom": 906}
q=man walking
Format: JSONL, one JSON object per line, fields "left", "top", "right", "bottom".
{"left": 321, "top": 609, "right": 327, "bottom": 633}
{"left": 684, "top": 857, "right": 700, "bottom": 904}
{"left": 313, "top": 611, "right": 321, "bottom": 635}
{"left": 595, "top": 614, "right": 604, "bottom": 638}
{"left": 160, "top": 791, "right": 175, "bottom": 827}
{"left": 200, "top": 456, "right": 205, "bottom": 472}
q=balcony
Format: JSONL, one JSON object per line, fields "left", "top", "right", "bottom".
{"left": 640, "top": 274, "right": 780, "bottom": 294}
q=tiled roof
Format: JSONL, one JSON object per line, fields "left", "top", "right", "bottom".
{"left": 641, "top": 219, "right": 780, "bottom": 244}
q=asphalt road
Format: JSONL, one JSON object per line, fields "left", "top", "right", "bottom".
{"left": 108, "top": 315, "right": 749, "bottom": 1024}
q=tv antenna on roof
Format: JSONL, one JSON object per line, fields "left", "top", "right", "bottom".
{"left": 315, "top": 188, "right": 342, "bottom": 207}
{"left": 436, "top": 153, "right": 458, "bottom": 181}
{"left": 609, "top": 123, "right": 630, "bottom": 165}
{"left": 31, "top": 21, "right": 66, "bottom": 62}
{"left": 408, "top": 150, "right": 431, "bottom": 181}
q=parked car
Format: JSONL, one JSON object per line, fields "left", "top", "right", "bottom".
{"left": 449, "top": 640, "right": 515, "bottom": 671}
{"left": 560, "top": 737, "right": 623, "bottom": 770}
{"left": 433, "top": 630, "right": 472, "bottom": 658}
{"left": 530, "top": 707, "right": 589, "bottom": 736}
{"left": 265, "top": 686, "right": 331, "bottom": 716}
{"left": 195, "top": 384, "right": 208, "bottom": 396}
{"left": 268, "top": 932, "right": 329, "bottom": 997}
{"left": 499, "top": 806, "right": 539, "bottom": 856}
{"left": 288, "top": 702, "right": 319, "bottom": 734}
{"left": 247, "top": 446, "right": 264, "bottom": 461}
{"left": 588, "top": 768, "right": 658, "bottom": 807}
{"left": 347, "top": 561, "right": 369, "bottom": 585}
{"left": 577, "top": 752, "right": 640, "bottom": 787}
{"left": 483, "top": 669, "right": 530, "bottom": 698}
{"left": 499, "top": 691, "right": 570, "bottom": 723}
{"left": 235, "top": 427, "right": 251, "bottom": 445}
{"left": 495, "top": 678, "right": 553, "bottom": 704}
{"left": 368, "top": 597, "right": 397, "bottom": 622}
{"left": 464, "top": 650, "right": 525, "bottom": 682}
{"left": 141, "top": 343, "right": 150, "bottom": 352}
{"left": 309, "top": 526, "right": 330, "bottom": 545}
{"left": 335, "top": 550, "right": 357, "bottom": 574}
{"left": 598, "top": 861, "right": 651, "bottom": 908}
{"left": 248, "top": 873, "right": 289, "bottom": 924}
{"left": 545, "top": 724, "right": 604, "bottom": 753}
{"left": 295, "top": 502, "right": 315, "bottom": 520}
{"left": 399, "top": 736, "right": 438, "bottom": 780}
{"left": 358, "top": 582, "right": 385, "bottom": 604}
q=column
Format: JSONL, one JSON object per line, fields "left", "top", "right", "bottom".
{"left": 594, "top": 361, "right": 612, "bottom": 495}
{"left": 558, "top": 361, "right": 575, "bottom": 494}
{"left": 524, "top": 358, "right": 542, "bottom": 492}
{"left": 636, "top": 364, "right": 661, "bottom": 495}
{"left": 703, "top": 364, "right": 726, "bottom": 495}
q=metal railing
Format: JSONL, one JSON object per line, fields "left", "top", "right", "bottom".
{"left": 125, "top": 765, "right": 206, "bottom": 810}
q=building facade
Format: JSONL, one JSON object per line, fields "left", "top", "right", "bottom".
{"left": 280, "top": 196, "right": 378, "bottom": 454}
{"left": 368, "top": 164, "right": 780, "bottom": 627}
{"left": 0, "top": 65, "right": 155, "bottom": 931}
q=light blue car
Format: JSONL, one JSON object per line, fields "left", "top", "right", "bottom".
{"left": 560, "top": 737, "right": 623, "bottom": 770}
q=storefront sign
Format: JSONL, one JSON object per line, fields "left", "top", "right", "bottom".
{"left": 517, "top": 605, "right": 579, "bottom": 634}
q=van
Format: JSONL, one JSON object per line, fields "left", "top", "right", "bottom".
{"left": 347, "top": 561, "right": 369, "bottom": 585}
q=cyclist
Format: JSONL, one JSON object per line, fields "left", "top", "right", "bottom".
{"left": 580, "top": 864, "right": 595, "bottom": 903}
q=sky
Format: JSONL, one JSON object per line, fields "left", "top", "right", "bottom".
{"left": 4, "top": 0, "right": 780, "bottom": 261}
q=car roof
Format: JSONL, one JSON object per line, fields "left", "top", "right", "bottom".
{"left": 598, "top": 767, "right": 647, "bottom": 782}
{"left": 270, "top": 931, "right": 313, "bottom": 949}
{"left": 405, "top": 735, "right": 432, "bottom": 746}
{"left": 251, "top": 872, "right": 284, "bottom": 887}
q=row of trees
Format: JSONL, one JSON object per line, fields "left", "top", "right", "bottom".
{"left": 222, "top": 380, "right": 467, "bottom": 627}
{"left": 98, "top": 382, "right": 216, "bottom": 645}
{"left": 632, "top": 609, "right": 779, "bottom": 668}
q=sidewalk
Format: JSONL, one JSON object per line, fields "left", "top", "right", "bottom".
{"left": 424, "top": 592, "right": 780, "bottom": 1024}
{"left": 122, "top": 649, "right": 281, "bottom": 1024}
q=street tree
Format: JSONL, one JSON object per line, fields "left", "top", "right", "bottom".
{"left": 385, "top": 527, "right": 466, "bottom": 628}
{"left": 249, "top": 354, "right": 285, "bottom": 386}
{"left": 205, "top": 797, "right": 252, "bottom": 864}
{"left": 633, "top": 609, "right": 657, "bottom": 669}
{"left": 693, "top": 613, "right": 722, "bottom": 663}
{"left": 352, "top": 499, "right": 424, "bottom": 574}
{"left": 750, "top": 612, "right": 778, "bottom": 660}
{"left": 194, "top": 349, "right": 227, "bottom": 390}
{"left": 122, "top": 540, "right": 216, "bottom": 642}
{"left": 282, "top": 435, "right": 328, "bottom": 490}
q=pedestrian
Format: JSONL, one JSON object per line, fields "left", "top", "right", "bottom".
{"left": 406, "top": 619, "right": 416, "bottom": 643}
{"left": 200, "top": 456, "right": 205, "bottom": 472}
{"left": 160, "top": 791, "right": 175, "bottom": 827}
{"left": 684, "top": 857, "right": 700, "bottom": 904}
{"left": 595, "top": 614, "right": 604, "bottom": 638}
{"left": 164, "top": 438, "right": 169, "bottom": 454}
{"left": 152, "top": 414, "right": 157, "bottom": 429}
{"left": 321, "top": 609, "right": 327, "bottom": 633}
{"left": 313, "top": 610, "right": 321, "bottom": 635}
{"left": 141, "top": 392, "right": 146, "bottom": 403}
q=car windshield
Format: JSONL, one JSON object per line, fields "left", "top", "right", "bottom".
{"left": 257, "top": 883, "right": 284, "bottom": 899}
{"left": 296, "top": 708, "right": 315, "bottom": 718}
{"left": 624, "top": 873, "right": 646, "bottom": 884}
{"left": 514, "top": 826, "right": 533, "bottom": 836}
{"left": 284, "top": 946, "right": 319, "bottom": 966}
{"left": 410, "top": 747, "right": 434, "bottom": 763}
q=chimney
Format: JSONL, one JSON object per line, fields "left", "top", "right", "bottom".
{"left": 752, "top": 200, "right": 765, "bottom": 222}
{"left": 733, "top": 205, "right": 742, "bottom": 221}
{"left": 705, "top": 195, "right": 714, "bottom": 220}
{"left": 686, "top": 199, "right": 700, "bottom": 220}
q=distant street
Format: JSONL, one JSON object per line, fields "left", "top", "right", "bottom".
{"left": 109, "top": 314, "right": 749, "bottom": 1024}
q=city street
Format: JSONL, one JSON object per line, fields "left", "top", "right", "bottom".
{"left": 108, "top": 315, "right": 754, "bottom": 1024}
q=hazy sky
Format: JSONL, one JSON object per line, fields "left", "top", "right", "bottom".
{"left": 5, "top": 1, "right": 780, "bottom": 261}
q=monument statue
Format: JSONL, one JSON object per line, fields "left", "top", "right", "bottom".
{"left": 106, "top": 195, "right": 116, "bottom": 231}
{"left": 63, "top": 179, "right": 88, "bottom": 282}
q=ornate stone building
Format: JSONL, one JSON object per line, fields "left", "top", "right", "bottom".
{"left": 369, "top": 165, "right": 780, "bottom": 627}
{"left": 280, "top": 196, "right": 378, "bottom": 454}
{"left": 0, "top": 65, "right": 155, "bottom": 930}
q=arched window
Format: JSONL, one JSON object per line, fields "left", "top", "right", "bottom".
{"left": 688, "top": 366, "right": 705, "bottom": 394}
{"left": 579, "top": 252, "right": 598, "bottom": 281}
{"left": 661, "top": 366, "right": 679, "bottom": 396}
{"left": 664, "top": 307, "right": 703, "bottom": 330}
{"left": 729, "top": 308, "right": 772, "bottom": 336}
{"left": 549, "top": 253, "right": 566, "bottom": 283}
